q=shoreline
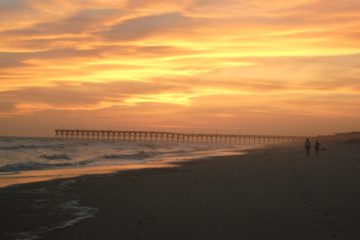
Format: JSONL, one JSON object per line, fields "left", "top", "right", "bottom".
{"left": 1, "top": 139, "right": 360, "bottom": 239}
{"left": 0, "top": 144, "right": 254, "bottom": 189}
{"left": 0, "top": 150, "right": 254, "bottom": 240}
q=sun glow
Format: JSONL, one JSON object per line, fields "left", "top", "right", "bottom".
{"left": 0, "top": 0, "right": 359, "bottom": 136}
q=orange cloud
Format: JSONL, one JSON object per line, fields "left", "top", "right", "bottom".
{"left": 0, "top": 0, "right": 360, "bottom": 136}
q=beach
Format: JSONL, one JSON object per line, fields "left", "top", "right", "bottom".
{"left": 2, "top": 0, "right": 360, "bottom": 239}
{"left": 1, "top": 137, "right": 360, "bottom": 240}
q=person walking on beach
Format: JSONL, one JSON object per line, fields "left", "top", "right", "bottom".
{"left": 315, "top": 140, "right": 321, "bottom": 156}
{"left": 304, "top": 138, "right": 311, "bottom": 157}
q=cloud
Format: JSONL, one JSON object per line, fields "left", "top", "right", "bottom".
{"left": 100, "top": 12, "right": 193, "bottom": 41}
{"left": 1, "top": 0, "right": 360, "bottom": 135}
{"left": 0, "top": 80, "right": 191, "bottom": 115}
{"left": 246, "top": 0, "right": 319, "bottom": 9}
{"left": 0, "top": 101, "right": 16, "bottom": 112}
{"left": 2, "top": 8, "right": 123, "bottom": 38}
{"left": 127, "top": 0, "right": 192, "bottom": 10}
{"left": 0, "top": 53, "right": 29, "bottom": 69}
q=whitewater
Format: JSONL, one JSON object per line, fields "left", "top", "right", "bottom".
{"left": 0, "top": 136, "right": 251, "bottom": 188}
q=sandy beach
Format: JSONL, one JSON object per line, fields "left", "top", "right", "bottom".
{"left": 1, "top": 137, "right": 360, "bottom": 240}
{"left": 2, "top": 0, "right": 360, "bottom": 239}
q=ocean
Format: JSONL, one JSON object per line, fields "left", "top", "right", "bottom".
{"left": 0, "top": 136, "right": 251, "bottom": 188}
{"left": 0, "top": 136, "right": 254, "bottom": 240}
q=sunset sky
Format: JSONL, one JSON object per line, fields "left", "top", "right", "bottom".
{"left": 0, "top": 0, "right": 359, "bottom": 136}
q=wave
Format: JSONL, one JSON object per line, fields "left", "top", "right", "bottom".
{"left": 0, "top": 144, "right": 69, "bottom": 151}
{"left": 41, "top": 154, "right": 71, "bottom": 160}
{"left": 0, "top": 145, "right": 41, "bottom": 151}
{"left": 0, "top": 140, "right": 90, "bottom": 152}
{"left": 103, "top": 151, "right": 154, "bottom": 160}
{"left": 0, "top": 160, "right": 94, "bottom": 172}
{"left": 51, "top": 200, "right": 98, "bottom": 230}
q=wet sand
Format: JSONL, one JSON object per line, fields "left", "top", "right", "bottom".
{"left": 1, "top": 138, "right": 360, "bottom": 240}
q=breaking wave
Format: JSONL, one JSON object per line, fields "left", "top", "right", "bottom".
{"left": 41, "top": 154, "right": 71, "bottom": 160}
{"left": 0, "top": 160, "right": 94, "bottom": 172}
{"left": 102, "top": 151, "right": 154, "bottom": 160}
{"left": 0, "top": 137, "right": 242, "bottom": 177}
{"left": 0, "top": 144, "right": 68, "bottom": 151}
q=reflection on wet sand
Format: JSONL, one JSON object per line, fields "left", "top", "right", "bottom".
{"left": 0, "top": 163, "right": 174, "bottom": 188}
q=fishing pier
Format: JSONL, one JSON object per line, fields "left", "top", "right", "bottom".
{"left": 55, "top": 129, "right": 305, "bottom": 144}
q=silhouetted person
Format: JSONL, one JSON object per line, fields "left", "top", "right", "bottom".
{"left": 315, "top": 140, "right": 321, "bottom": 156}
{"left": 304, "top": 138, "right": 311, "bottom": 157}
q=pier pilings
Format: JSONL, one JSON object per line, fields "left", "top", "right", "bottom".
{"left": 54, "top": 129, "right": 305, "bottom": 145}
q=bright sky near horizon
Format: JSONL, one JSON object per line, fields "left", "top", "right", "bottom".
{"left": 0, "top": 0, "right": 359, "bottom": 136}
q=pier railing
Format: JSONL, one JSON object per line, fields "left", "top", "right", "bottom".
{"left": 54, "top": 129, "right": 305, "bottom": 144}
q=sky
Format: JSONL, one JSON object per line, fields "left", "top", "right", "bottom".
{"left": 0, "top": 0, "right": 359, "bottom": 137}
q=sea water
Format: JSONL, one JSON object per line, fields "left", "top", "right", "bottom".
{"left": 0, "top": 136, "right": 250, "bottom": 188}
{"left": 0, "top": 136, "right": 254, "bottom": 240}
